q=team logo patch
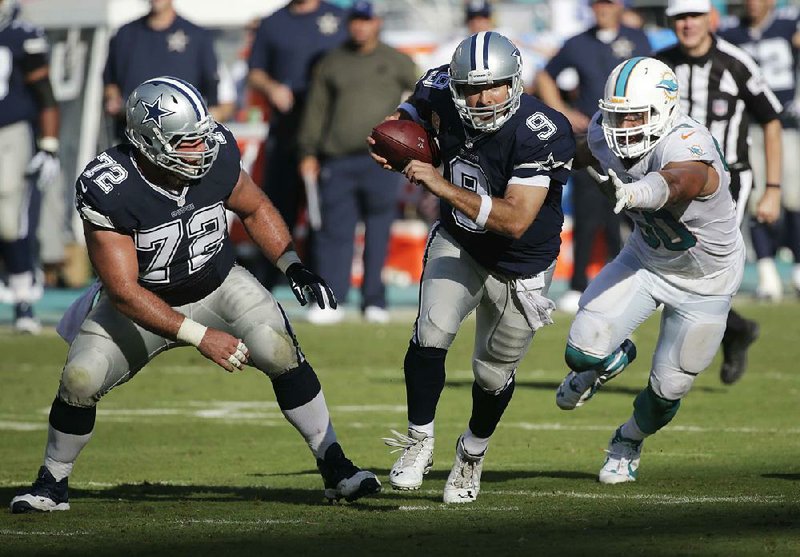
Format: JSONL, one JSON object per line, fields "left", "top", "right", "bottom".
{"left": 140, "top": 94, "right": 175, "bottom": 127}
{"left": 317, "top": 13, "right": 340, "bottom": 35}
{"left": 656, "top": 73, "right": 679, "bottom": 101}
{"left": 712, "top": 99, "right": 728, "bottom": 117}
{"left": 688, "top": 144, "right": 706, "bottom": 157}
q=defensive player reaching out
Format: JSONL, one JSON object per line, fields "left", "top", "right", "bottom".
{"left": 555, "top": 57, "right": 745, "bottom": 484}
{"left": 9, "top": 77, "right": 380, "bottom": 513}
{"left": 370, "top": 32, "right": 575, "bottom": 503}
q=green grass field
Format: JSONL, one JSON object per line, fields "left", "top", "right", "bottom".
{"left": 1, "top": 301, "right": 798, "bottom": 556}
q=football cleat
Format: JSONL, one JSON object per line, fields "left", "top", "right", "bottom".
{"left": 383, "top": 428, "right": 433, "bottom": 490}
{"left": 10, "top": 466, "right": 70, "bottom": 513}
{"left": 13, "top": 303, "right": 41, "bottom": 335}
{"left": 443, "top": 436, "right": 484, "bottom": 504}
{"left": 598, "top": 428, "right": 643, "bottom": 485}
{"left": 556, "top": 339, "right": 636, "bottom": 410}
{"left": 720, "top": 320, "right": 759, "bottom": 385}
{"left": 316, "top": 443, "right": 381, "bottom": 503}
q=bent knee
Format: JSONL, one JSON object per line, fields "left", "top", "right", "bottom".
{"left": 60, "top": 349, "right": 112, "bottom": 405}
{"left": 246, "top": 323, "right": 301, "bottom": 378}
{"left": 415, "top": 303, "right": 461, "bottom": 349}
{"left": 473, "top": 358, "right": 513, "bottom": 394}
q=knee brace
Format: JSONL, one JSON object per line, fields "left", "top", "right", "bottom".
{"left": 404, "top": 341, "right": 447, "bottom": 425}
{"left": 633, "top": 384, "right": 681, "bottom": 435}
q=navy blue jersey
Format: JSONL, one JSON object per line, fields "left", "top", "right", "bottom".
{"left": 248, "top": 2, "right": 347, "bottom": 101}
{"left": 103, "top": 15, "right": 219, "bottom": 105}
{"left": 75, "top": 125, "right": 241, "bottom": 306}
{"left": 401, "top": 66, "right": 575, "bottom": 278}
{"left": 545, "top": 25, "right": 651, "bottom": 118}
{"left": 0, "top": 21, "right": 49, "bottom": 127}
{"left": 720, "top": 8, "right": 800, "bottom": 127}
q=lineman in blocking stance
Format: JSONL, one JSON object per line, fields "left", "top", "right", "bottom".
{"left": 9, "top": 77, "right": 380, "bottom": 513}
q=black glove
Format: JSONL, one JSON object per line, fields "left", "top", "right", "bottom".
{"left": 285, "top": 263, "right": 337, "bottom": 309}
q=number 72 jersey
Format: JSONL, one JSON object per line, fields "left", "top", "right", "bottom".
{"left": 588, "top": 112, "right": 745, "bottom": 296}
{"left": 75, "top": 125, "right": 241, "bottom": 306}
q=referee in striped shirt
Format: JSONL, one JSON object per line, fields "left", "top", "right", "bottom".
{"left": 657, "top": 0, "right": 784, "bottom": 385}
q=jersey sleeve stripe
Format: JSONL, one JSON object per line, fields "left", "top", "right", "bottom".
{"left": 510, "top": 175, "right": 550, "bottom": 188}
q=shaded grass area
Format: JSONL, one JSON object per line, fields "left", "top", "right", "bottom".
{"left": 0, "top": 301, "right": 798, "bottom": 555}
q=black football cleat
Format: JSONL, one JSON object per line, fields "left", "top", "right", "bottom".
{"left": 316, "top": 443, "right": 381, "bottom": 503}
{"left": 10, "top": 466, "right": 70, "bottom": 513}
{"left": 720, "top": 320, "right": 760, "bottom": 385}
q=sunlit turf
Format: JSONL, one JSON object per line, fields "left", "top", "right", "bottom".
{"left": 0, "top": 301, "right": 798, "bottom": 555}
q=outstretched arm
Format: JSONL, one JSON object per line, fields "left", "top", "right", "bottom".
{"left": 610, "top": 160, "right": 718, "bottom": 214}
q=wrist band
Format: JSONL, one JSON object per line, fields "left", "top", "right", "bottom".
{"left": 38, "top": 137, "right": 60, "bottom": 153}
{"left": 766, "top": 183, "right": 781, "bottom": 189}
{"left": 627, "top": 172, "right": 670, "bottom": 210}
{"left": 475, "top": 195, "right": 493, "bottom": 228}
{"left": 276, "top": 250, "right": 302, "bottom": 274}
{"left": 177, "top": 317, "right": 207, "bottom": 347}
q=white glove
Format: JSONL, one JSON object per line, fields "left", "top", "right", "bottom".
{"left": 26, "top": 149, "right": 61, "bottom": 189}
{"left": 586, "top": 166, "right": 629, "bottom": 214}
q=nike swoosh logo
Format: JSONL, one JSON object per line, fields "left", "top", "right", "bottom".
{"left": 681, "top": 131, "right": 696, "bottom": 140}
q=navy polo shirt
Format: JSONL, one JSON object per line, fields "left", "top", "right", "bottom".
{"left": 103, "top": 15, "right": 219, "bottom": 105}
{"left": 545, "top": 25, "right": 651, "bottom": 118}
{"left": 248, "top": 2, "right": 347, "bottom": 100}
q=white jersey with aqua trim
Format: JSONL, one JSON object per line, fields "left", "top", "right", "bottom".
{"left": 588, "top": 112, "right": 745, "bottom": 296}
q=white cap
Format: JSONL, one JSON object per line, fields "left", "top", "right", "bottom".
{"left": 665, "top": 0, "right": 711, "bottom": 17}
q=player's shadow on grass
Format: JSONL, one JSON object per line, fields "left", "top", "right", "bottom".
{"left": 762, "top": 473, "right": 800, "bottom": 481}
{"left": 252, "top": 468, "right": 596, "bottom": 504}
{"left": 0, "top": 484, "right": 384, "bottom": 509}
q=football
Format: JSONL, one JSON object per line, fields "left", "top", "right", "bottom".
{"left": 370, "top": 119, "right": 439, "bottom": 171}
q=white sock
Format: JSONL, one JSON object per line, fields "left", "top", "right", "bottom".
{"left": 620, "top": 416, "right": 647, "bottom": 442}
{"left": 44, "top": 425, "right": 93, "bottom": 481}
{"left": 461, "top": 427, "right": 489, "bottom": 456}
{"left": 282, "top": 391, "right": 337, "bottom": 459}
{"left": 408, "top": 421, "right": 433, "bottom": 438}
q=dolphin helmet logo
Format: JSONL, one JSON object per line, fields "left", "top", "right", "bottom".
{"left": 656, "top": 74, "right": 679, "bottom": 101}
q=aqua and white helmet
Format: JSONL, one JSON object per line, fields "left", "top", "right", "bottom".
{"left": 449, "top": 31, "right": 523, "bottom": 132}
{"left": 125, "top": 76, "right": 219, "bottom": 180}
{"left": 599, "top": 57, "right": 680, "bottom": 159}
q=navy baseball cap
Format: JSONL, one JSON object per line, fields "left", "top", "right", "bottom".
{"left": 349, "top": 1, "right": 375, "bottom": 19}
{"left": 466, "top": 1, "right": 492, "bottom": 19}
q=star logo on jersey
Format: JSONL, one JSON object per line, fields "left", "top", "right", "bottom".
{"left": 317, "top": 13, "right": 340, "bottom": 35}
{"left": 525, "top": 152, "right": 566, "bottom": 172}
{"left": 610, "top": 37, "right": 634, "bottom": 59}
{"left": 167, "top": 29, "right": 189, "bottom": 52}
{"left": 140, "top": 94, "right": 175, "bottom": 128}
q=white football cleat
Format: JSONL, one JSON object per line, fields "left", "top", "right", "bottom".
{"left": 443, "top": 436, "right": 484, "bottom": 504}
{"left": 383, "top": 428, "right": 433, "bottom": 490}
{"left": 363, "top": 306, "right": 389, "bottom": 324}
{"left": 307, "top": 306, "right": 344, "bottom": 325}
{"left": 598, "top": 428, "right": 643, "bottom": 485}
{"left": 556, "top": 289, "right": 582, "bottom": 314}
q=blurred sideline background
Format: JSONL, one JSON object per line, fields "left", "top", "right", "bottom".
{"left": 0, "top": 0, "right": 797, "bottom": 325}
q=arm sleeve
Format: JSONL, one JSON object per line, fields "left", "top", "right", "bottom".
{"left": 247, "top": 19, "right": 270, "bottom": 73}
{"left": 296, "top": 59, "right": 331, "bottom": 157}
{"left": 20, "top": 28, "right": 49, "bottom": 74}
{"left": 543, "top": 42, "right": 572, "bottom": 79}
{"left": 103, "top": 31, "right": 119, "bottom": 86}
{"left": 511, "top": 116, "right": 577, "bottom": 187}
{"left": 737, "top": 59, "right": 783, "bottom": 124}
{"left": 198, "top": 29, "right": 220, "bottom": 106}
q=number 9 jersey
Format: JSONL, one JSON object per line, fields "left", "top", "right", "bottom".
{"left": 588, "top": 111, "right": 745, "bottom": 296}
{"left": 75, "top": 124, "right": 241, "bottom": 306}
